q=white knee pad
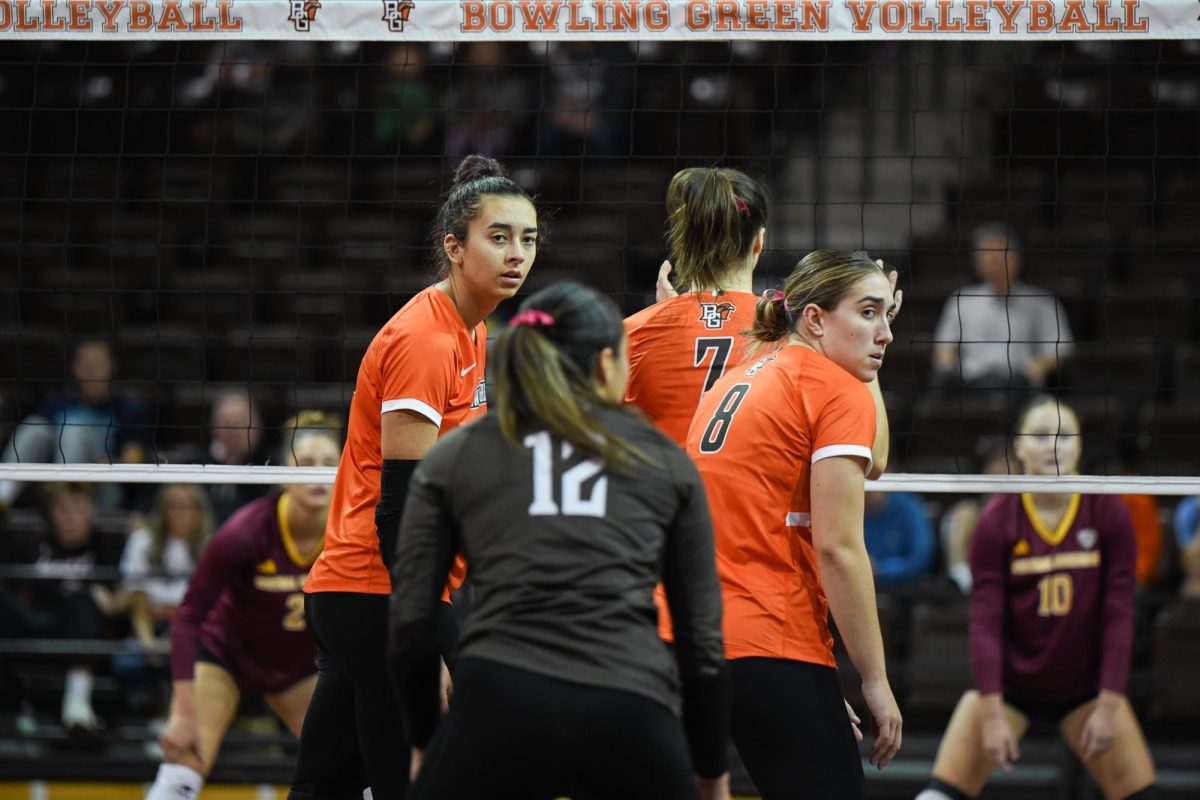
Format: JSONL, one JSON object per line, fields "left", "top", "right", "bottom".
{"left": 914, "top": 791, "right": 954, "bottom": 800}
{"left": 145, "top": 762, "right": 205, "bottom": 800}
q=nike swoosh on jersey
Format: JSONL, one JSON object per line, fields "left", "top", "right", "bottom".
{"left": 460, "top": 363, "right": 477, "bottom": 376}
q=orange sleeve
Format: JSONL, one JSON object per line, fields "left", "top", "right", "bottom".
{"left": 811, "top": 379, "right": 876, "bottom": 473}
{"left": 378, "top": 326, "right": 458, "bottom": 427}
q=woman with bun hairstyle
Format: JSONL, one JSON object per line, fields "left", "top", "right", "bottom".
{"left": 289, "top": 154, "right": 542, "bottom": 800}
{"left": 688, "top": 249, "right": 903, "bottom": 799}
{"left": 391, "top": 282, "right": 730, "bottom": 800}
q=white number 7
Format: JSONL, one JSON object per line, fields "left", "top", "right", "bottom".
{"left": 524, "top": 431, "right": 607, "bottom": 517}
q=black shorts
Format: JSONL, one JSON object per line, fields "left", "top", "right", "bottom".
{"left": 195, "top": 640, "right": 225, "bottom": 670}
{"left": 1005, "top": 691, "right": 1097, "bottom": 724}
{"left": 730, "top": 658, "right": 864, "bottom": 800}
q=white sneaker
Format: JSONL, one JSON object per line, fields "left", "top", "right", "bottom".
{"left": 61, "top": 694, "right": 99, "bottom": 733}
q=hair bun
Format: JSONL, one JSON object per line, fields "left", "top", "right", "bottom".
{"left": 452, "top": 154, "right": 508, "bottom": 188}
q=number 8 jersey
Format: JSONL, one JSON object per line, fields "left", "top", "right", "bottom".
{"left": 968, "top": 493, "right": 1137, "bottom": 702}
{"left": 687, "top": 345, "right": 876, "bottom": 667}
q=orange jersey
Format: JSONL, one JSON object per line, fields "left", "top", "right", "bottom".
{"left": 624, "top": 291, "right": 758, "bottom": 447}
{"left": 306, "top": 286, "right": 487, "bottom": 596}
{"left": 686, "top": 345, "right": 876, "bottom": 666}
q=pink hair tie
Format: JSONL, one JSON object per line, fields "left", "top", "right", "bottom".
{"left": 510, "top": 309, "right": 554, "bottom": 328}
{"left": 734, "top": 195, "right": 750, "bottom": 217}
{"left": 762, "top": 289, "right": 790, "bottom": 312}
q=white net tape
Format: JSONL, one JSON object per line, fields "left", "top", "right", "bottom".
{"left": 2, "top": 464, "right": 1198, "bottom": 495}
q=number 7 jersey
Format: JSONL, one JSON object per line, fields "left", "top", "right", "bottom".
{"left": 624, "top": 291, "right": 758, "bottom": 447}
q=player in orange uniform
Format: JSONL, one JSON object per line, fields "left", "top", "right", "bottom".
{"left": 288, "top": 155, "right": 541, "bottom": 800}
{"left": 688, "top": 249, "right": 903, "bottom": 799}
{"left": 624, "top": 166, "right": 768, "bottom": 640}
{"left": 624, "top": 167, "right": 768, "bottom": 445}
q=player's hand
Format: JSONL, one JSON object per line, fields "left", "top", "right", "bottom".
{"left": 656, "top": 260, "right": 678, "bottom": 303}
{"left": 1079, "top": 702, "right": 1117, "bottom": 760}
{"left": 158, "top": 714, "right": 198, "bottom": 764}
{"left": 861, "top": 678, "right": 902, "bottom": 769}
{"left": 845, "top": 699, "right": 864, "bottom": 743}
{"left": 410, "top": 746, "right": 425, "bottom": 782}
{"left": 878, "top": 259, "right": 903, "bottom": 324}
{"left": 981, "top": 713, "right": 1020, "bottom": 772}
{"left": 439, "top": 658, "right": 453, "bottom": 715}
{"left": 696, "top": 772, "right": 731, "bottom": 800}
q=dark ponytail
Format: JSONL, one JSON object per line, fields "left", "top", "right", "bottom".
{"left": 494, "top": 282, "right": 649, "bottom": 472}
{"left": 432, "top": 154, "right": 544, "bottom": 278}
{"left": 665, "top": 166, "right": 769, "bottom": 292}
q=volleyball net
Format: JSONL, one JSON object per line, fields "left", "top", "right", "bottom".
{"left": 0, "top": 1, "right": 1198, "bottom": 497}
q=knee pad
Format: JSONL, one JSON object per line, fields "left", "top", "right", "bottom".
{"left": 145, "top": 763, "right": 204, "bottom": 800}
{"left": 1123, "top": 786, "right": 1157, "bottom": 800}
{"left": 916, "top": 777, "right": 975, "bottom": 800}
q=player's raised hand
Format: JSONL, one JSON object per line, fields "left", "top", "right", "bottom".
{"left": 877, "top": 259, "right": 903, "bottom": 324}
{"left": 862, "top": 677, "right": 902, "bottom": 769}
{"left": 656, "top": 260, "right": 678, "bottom": 303}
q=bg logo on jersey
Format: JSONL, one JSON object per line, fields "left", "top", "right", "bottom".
{"left": 470, "top": 378, "right": 486, "bottom": 410}
{"left": 287, "top": 0, "right": 320, "bottom": 32}
{"left": 382, "top": 0, "right": 415, "bottom": 31}
{"left": 698, "top": 301, "right": 736, "bottom": 330}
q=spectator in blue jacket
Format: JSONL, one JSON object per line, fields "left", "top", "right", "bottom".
{"left": 864, "top": 491, "right": 935, "bottom": 586}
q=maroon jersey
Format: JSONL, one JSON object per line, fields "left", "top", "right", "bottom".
{"left": 969, "top": 493, "right": 1136, "bottom": 702}
{"left": 170, "top": 492, "right": 322, "bottom": 693}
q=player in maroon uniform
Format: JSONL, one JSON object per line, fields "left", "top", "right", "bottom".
{"left": 145, "top": 413, "right": 342, "bottom": 800}
{"left": 917, "top": 397, "right": 1156, "bottom": 800}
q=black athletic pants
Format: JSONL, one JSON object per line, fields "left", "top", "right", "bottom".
{"left": 410, "top": 656, "right": 699, "bottom": 800}
{"left": 289, "top": 592, "right": 409, "bottom": 800}
{"left": 730, "top": 658, "right": 865, "bottom": 800}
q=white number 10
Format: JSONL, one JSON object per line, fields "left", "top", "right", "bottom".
{"left": 524, "top": 431, "right": 607, "bottom": 517}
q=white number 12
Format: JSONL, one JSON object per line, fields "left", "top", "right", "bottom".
{"left": 524, "top": 431, "right": 607, "bottom": 517}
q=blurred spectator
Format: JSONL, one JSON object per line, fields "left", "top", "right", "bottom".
{"left": 1174, "top": 496, "right": 1200, "bottom": 599}
{"left": 864, "top": 491, "right": 936, "bottom": 586}
{"left": 536, "top": 42, "right": 631, "bottom": 156}
{"left": 0, "top": 340, "right": 150, "bottom": 511}
{"left": 443, "top": 42, "right": 533, "bottom": 157}
{"left": 0, "top": 483, "right": 124, "bottom": 735}
{"left": 199, "top": 390, "right": 270, "bottom": 525}
{"left": 373, "top": 43, "right": 438, "bottom": 154}
{"left": 114, "top": 484, "right": 214, "bottom": 710}
{"left": 932, "top": 222, "right": 1073, "bottom": 392}
{"left": 941, "top": 435, "right": 1013, "bottom": 593}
